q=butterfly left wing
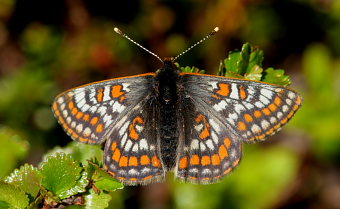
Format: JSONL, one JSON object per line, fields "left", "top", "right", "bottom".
{"left": 52, "top": 73, "right": 156, "bottom": 144}
{"left": 103, "top": 97, "right": 166, "bottom": 185}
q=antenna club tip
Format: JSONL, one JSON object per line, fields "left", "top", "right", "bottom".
{"left": 214, "top": 27, "right": 219, "bottom": 32}
{"left": 114, "top": 27, "right": 122, "bottom": 35}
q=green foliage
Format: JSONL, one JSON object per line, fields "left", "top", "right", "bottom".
{"left": 218, "top": 43, "right": 291, "bottom": 86}
{"left": 178, "top": 65, "right": 205, "bottom": 74}
{"left": 88, "top": 161, "right": 124, "bottom": 192}
{"left": 4, "top": 164, "right": 42, "bottom": 201}
{"left": 41, "top": 153, "right": 87, "bottom": 199}
{"left": 0, "top": 145, "right": 123, "bottom": 208}
{"left": 0, "top": 127, "right": 29, "bottom": 178}
{"left": 0, "top": 181, "right": 29, "bottom": 209}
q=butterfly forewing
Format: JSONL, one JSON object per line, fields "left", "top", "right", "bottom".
{"left": 104, "top": 97, "right": 165, "bottom": 185}
{"left": 52, "top": 73, "right": 156, "bottom": 144}
{"left": 176, "top": 96, "right": 242, "bottom": 183}
{"left": 179, "top": 73, "right": 302, "bottom": 143}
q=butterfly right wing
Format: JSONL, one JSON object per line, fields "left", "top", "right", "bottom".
{"left": 103, "top": 96, "right": 166, "bottom": 185}
{"left": 52, "top": 73, "right": 156, "bottom": 144}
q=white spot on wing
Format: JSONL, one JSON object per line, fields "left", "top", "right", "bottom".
{"left": 200, "top": 142, "right": 207, "bottom": 151}
{"left": 84, "top": 127, "right": 91, "bottom": 136}
{"left": 128, "top": 169, "right": 138, "bottom": 175}
{"left": 112, "top": 101, "right": 125, "bottom": 113}
{"left": 75, "top": 91, "right": 85, "bottom": 103}
{"left": 119, "top": 122, "right": 129, "bottom": 136}
{"left": 277, "top": 112, "right": 283, "bottom": 119}
{"left": 89, "top": 106, "right": 98, "bottom": 113}
{"left": 286, "top": 98, "right": 292, "bottom": 105}
{"left": 261, "top": 120, "right": 270, "bottom": 130}
{"left": 209, "top": 119, "right": 220, "bottom": 132}
{"left": 194, "top": 124, "right": 203, "bottom": 132}
{"left": 255, "top": 101, "right": 265, "bottom": 108}
{"left": 66, "top": 117, "right": 71, "bottom": 124}
{"left": 71, "top": 121, "right": 76, "bottom": 128}
{"left": 270, "top": 117, "right": 277, "bottom": 124}
{"left": 229, "top": 112, "right": 238, "bottom": 120}
{"left": 132, "top": 144, "right": 139, "bottom": 152}
{"left": 202, "top": 169, "right": 212, "bottom": 175}
{"left": 124, "top": 140, "right": 133, "bottom": 151}
{"left": 259, "top": 95, "right": 270, "bottom": 105}
{"left": 230, "top": 83, "right": 239, "bottom": 99}
{"left": 103, "top": 85, "right": 111, "bottom": 101}
{"left": 261, "top": 88, "right": 274, "bottom": 99}
{"left": 190, "top": 139, "right": 199, "bottom": 150}
{"left": 76, "top": 124, "right": 83, "bottom": 133}
{"left": 121, "top": 133, "right": 127, "bottom": 146}
{"left": 141, "top": 167, "right": 150, "bottom": 174}
{"left": 80, "top": 104, "right": 90, "bottom": 112}
{"left": 235, "top": 104, "right": 245, "bottom": 114}
{"left": 139, "top": 138, "right": 148, "bottom": 150}
{"left": 245, "top": 102, "right": 255, "bottom": 109}
{"left": 89, "top": 88, "right": 97, "bottom": 104}
{"left": 251, "top": 124, "right": 261, "bottom": 133}
{"left": 122, "top": 83, "right": 131, "bottom": 92}
{"left": 62, "top": 110, "right": 68, "bottom": 118}
{"left": 288, "top": 91, "right": 296, "bottom": 99}
{"left": 57, "top": 97, "right": 64, "bottom": 104}
{"left": 77, "top": 99, "right": 86, "bottom": 109}
{"left": 211, "top": 131, "right": 218, "bottom": 145}
{"left": 98, "top": 106, "right": 107, "bottom": 116}
{"left": 60, "top": 103, "right": 65, "bottom": 110}
{"left": 213, "top": 100, "right": 227, "bottom": 111}
{"left": 206, "top": 140, "right": 215, "bottom": 150}
{"left": 135, "top": 125, "right": 144, "bottom": 132}
{"left": 282, "top": 105, "right": 289, "bottom": 112}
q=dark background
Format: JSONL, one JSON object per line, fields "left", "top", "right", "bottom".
{"left": 1, "top": 0, "right": 340, "bottom": 208}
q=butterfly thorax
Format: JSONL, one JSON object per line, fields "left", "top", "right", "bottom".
{"left": 156, "top": 58, "right": 180, "bottom": 170}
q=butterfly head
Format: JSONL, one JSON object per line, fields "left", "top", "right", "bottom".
{"left": 156, "top": 57, "right": 178, "bottom": 75}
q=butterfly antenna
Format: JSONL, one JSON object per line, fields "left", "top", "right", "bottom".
{"left": 114, "top": 27, "right": 163, "bottom": 63}
{"left": 173, "top": 27, "right": 219, "bottom": 61}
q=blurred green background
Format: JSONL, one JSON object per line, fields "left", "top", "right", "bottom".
{"left": 0, "top": 0, "right": 340, "bottom": 208}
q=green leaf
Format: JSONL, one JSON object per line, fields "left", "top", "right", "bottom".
{"left": 84, "top": 189, "right": 111, "bottom": 209}
{"left": 41, "top": 153, "right": 88, "bottom": 199}
{"left": 0, "top": 127, "right": 29, "bottom": 178}
{"left": 88, "top": 162, "right": 123, "bottom": 192}
{"left": 244, "top": 65, "right": 263, "bottom": 81}
{"left": 223, "top": 51, "right": 241, "bottom": 74}
{"left": 68, "top": 142, "right": 103, "bottom": 165}
{"left": 4, "top": 164, "right": 42, "bottom": 201}
{"left": 262, "top": 67, "right": 292, "bottom": 86}
{"left": 0, "top": 181, "right": 29, "bottom": 209}
{"left": 41, "top": 142, "right": 103, "bottom": 166}
{"left": 179, "top": 65, "right": 205, "bottom": 74}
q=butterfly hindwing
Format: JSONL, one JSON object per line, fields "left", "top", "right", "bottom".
{"left": 176, "top": 96, "right": 242, "bottom": 183}
{"left": 179, "top": 73, "right": 302, "bottom": 143}
{"left": 52, "top": 73, "right": 156, "bottom": 144}
{"left": 104, "top": 97, "right": 165, "bottom": 185}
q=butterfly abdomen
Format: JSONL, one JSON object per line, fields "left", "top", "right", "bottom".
{"left": 156, "top": 60, "right": 180, "bottom": 170}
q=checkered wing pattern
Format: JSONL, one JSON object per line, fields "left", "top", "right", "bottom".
{"left": 103, "top": 98, "right": 165, "bottom": 185}
{"left": 176, "top": 96, "right": 242, "bottom": 184}
{"left": 52, "top": 73, "right": 156, "bottom": 144}
{"left": 175, "top": 73, "right": 302, "bottom": 183}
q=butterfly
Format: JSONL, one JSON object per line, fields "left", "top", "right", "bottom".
{"left": 52, "top": 28, "right": 302, "bottom": 185}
